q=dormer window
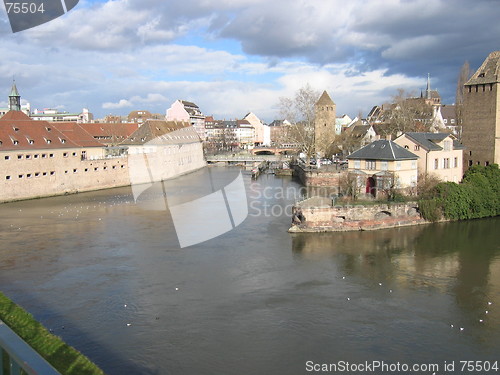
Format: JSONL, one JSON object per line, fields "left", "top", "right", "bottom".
{"left": 28, "top": 140, "right": 34, "bottom": 145}
{"left": 13, "top": 127, "right": 19, "bottom": 132}
{"left": 46, "top": 127, "right": 52, "bottom": 132}
{"left": 60, "top": 138, "right": 66, "bottom": 143}
{"left": 479, "top": 72, "right": 485, "bottom": 77}
{"left": 45, "top": 138, "right": 52, "bottom": 144}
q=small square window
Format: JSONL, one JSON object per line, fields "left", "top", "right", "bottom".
{"left": 17, "top": 154, "right": 23, "bottom": 159}
{"left": 5, "top": 175, "right": 11, "bottom": 180}
{"left": 50, "top": 171, "right": 55, "bottom": 176}
{"left": 49, "top": 153, "right": 54, "bottom": 158}
{"left": 27, "top": 173, "right": 32, "bottom": 178}
{"left": 63, "top": 152, "right": 68, "bottom": 157}
{"left": 42, "top": 172, "right": 47, "bottom": 176}
{"left": 42, "top": 154, "right": 47, "bottom": 158}
{"left": 18, "top": 174, "right": 24, "bottom": 178}
{"left": 4, "top": 155, "right": 10, "bottom": 160}
{"left": 26, "top": 154, "right": 31, "bottom": 159}
{"left": 73, "top": 169, "right": 78, "bottom": 173}
{"left": 34, "top": 154, "right": 39, "bottom": 158}
{"left": 72, "top": 152, "right": 77, "bottom": 156}
{"left": 35, "top": 172, "right": 40, "bottom": 177}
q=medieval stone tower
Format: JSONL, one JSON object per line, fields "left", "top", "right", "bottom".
{"left": 314, "top": 90, "right": 336, "bottom": 156}
{"left": 462, "top": 51, "right": 500, "bottom": 169}
{"left": 9, "top": 81, "right": 21, "bottom": 111}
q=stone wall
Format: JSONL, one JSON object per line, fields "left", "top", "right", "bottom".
{"left": 293, "top": 164, "right": 342, "bottom": 188}
{"left": 0, "top": 142, "right": 206, "bottom": 202}
{"left": 290, "top": 201, "right": 425, "bottom": 232}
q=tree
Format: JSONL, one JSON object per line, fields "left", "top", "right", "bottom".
{"left": 279, "top": 84, "right": 320, "bottom": 162}
{"left": 383, "top": 89, "right": 434, "bottom": 137}
{"left": 455, "top": 61, "right": 470, "bottom": 141}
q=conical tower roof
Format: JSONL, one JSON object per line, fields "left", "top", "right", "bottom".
{"left": 316, "top": 90, "right": 335, "bottom": 106}
{"left": 9, "top": 82, "right": 20, "bottom": 97}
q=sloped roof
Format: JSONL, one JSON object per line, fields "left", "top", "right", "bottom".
{"left": 121, "top": 120, "right": 200, "bottom": 145}
{"left": 51, "top": 123, "right": 105, "bottom": 147}
{"left": 316, "top": 90, "right": 335, "bottom": 106}
{"left": 81, "top": 122, "right": 138, "bottom": 138}
{"left": 404, "top": 132, "right": 448, "bottom": 151}
{"left": 348, "top": 139, "right": 418, "bottom": 161}
{"left": 9, "top": 83, "right": 20, "bottom": 97}
{"left": 0, "top": 111, "right": 84, "bottom": 151}
{"left": 466, "top": 51, "right": 500, "bottom": 85}
{"left": 403, "top": 132, "right": 465, "bottom": 151}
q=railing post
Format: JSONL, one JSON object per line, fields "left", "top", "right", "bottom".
{"left": 11, "top": 359, "right": 21, "bottom": 375}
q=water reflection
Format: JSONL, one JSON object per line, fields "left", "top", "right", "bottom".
{"left": 291, "top": 218, "right": 500, "bottom": 337}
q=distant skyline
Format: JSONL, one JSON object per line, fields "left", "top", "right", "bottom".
{"left": 1, "top": 0, "right": 499, "bottom": 122}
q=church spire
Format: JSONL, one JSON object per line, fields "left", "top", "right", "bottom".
{"left": 426, "top": 73, "right": 431, "bottom": 100}
{"left": 9, "top": 80, "right": 21, "bottom": 111}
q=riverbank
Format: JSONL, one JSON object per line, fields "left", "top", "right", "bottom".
{"left": 0, "top": 291, "right": 105, "bottom": 375}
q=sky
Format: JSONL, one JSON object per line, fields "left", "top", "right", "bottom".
{"left": 0, "top": 0, "right": 499, "bottom": 123}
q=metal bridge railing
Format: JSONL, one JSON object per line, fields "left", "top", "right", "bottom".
{"left": 0, "top": 320, "right": 61, "bottom": 375}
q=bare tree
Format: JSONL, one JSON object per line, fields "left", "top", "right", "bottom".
{"left": 455, "top": 61, "right": 470, "bottom": 141}
{"left": 279, "top": 84, "right": 320, "bottom": 162}
{"left": 383, "top": 89, "right": 434, "bottom": 137}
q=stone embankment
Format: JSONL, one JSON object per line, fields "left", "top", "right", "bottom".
{"left": 289, "top": 197, "right": 427, "bottom": 232}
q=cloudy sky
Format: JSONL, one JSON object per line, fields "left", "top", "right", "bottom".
{"left": 0, "top": 0, "right": 499, "bottom": 122}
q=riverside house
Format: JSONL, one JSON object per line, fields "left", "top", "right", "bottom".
{"left": 347, "top": 139, "right": 419, "bottom": 197}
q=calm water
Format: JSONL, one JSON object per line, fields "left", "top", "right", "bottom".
{"left": 0, "top": 167, "right": 499, "bottom": 375}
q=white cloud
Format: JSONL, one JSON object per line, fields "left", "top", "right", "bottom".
{"left": 102, "top": 99, "right": 133, "bottom": 109}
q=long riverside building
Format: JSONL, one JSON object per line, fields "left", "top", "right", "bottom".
{"left": 0, "top": 110, "right": 206, "bottom": 202}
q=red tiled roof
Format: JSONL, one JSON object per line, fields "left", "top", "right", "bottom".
{"left": 80, "top": 122, "right": 139, "bottom": 142}
{"left": 0, "top": 111, "right": 82, "bottom": 151}
{"left": 51, "top": 122, "right": 105, "bottom": 147}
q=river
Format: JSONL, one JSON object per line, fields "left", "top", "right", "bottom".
{"left": 0, "top": 166, "right": 499, "bottom": 375}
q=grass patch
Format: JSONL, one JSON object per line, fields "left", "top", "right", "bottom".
{"left": 0, "top": 291, "right": 105, "bottom": 375}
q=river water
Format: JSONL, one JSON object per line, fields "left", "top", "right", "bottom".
{"left": 0, "top": 167, "right": 499, "bottom": 375}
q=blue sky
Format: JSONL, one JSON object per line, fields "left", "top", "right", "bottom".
{"left": 1, "top": 0, "right": 499, "bottom": 122}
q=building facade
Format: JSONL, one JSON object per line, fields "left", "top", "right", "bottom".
{"left": 394, "top": 132, "right": 464, "bottom": 183}
{"left": 462, "top": 50, "right": 500, "bottom": 169}
{"left": 166, "top": 100, "right": 206, "bottom": 140}
{"left": 347, "top": 140, "right": 419, "bottom": 197}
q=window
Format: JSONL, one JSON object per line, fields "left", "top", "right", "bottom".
{"left": 411, "top": 160, "right": 417, "bottom": 169}
{"left": 468, "top": 160, "right": 473, "bottom": 167}
{"left": 94, "top": 167, "right": 98, "bottom": 171}
{"left": 65, "top": 170, "right": 69, "bottom": 174}
{"left": 73, "top": 169, "right": 78, "bottom": 173}
{"left": 453, "top": 157, "right": 458, "bottom": 168}
{"left": 366, "top": 160, "right": 376, "bottom": 170}
{"left": 27, "top": 173, "right": 32, "bottom": 178}
{"left": 17, "top": 154, "right": 23, "bottom": 160}
{"left": 414, "top": 145, "right": 420, "bottom": 151}
{"left": 381, "top": 161, "right": 388, "bottom": 170}
{"left": 354, "top": 160, "right": 360, "bottom": 169}
{"left": 49, "top": 153, "right": 54, "bottom": 158}
{"left": 444, "top": 140, "right": 451, "bottom": 151}
{"left": 4, "top": 155, "right": 10, "bottom": 160}
{"left": 444, "top": 158, "right": 450, "bottom": 169}
{"left": 485, "top": 161, "right": 490, "bottom": 166}
{"left": 434, "top": 159, "right": 439, "bottom": 169}
{"left": 34, "top": 154, "right": 39, "bottom": 159}
{"left": 396, "top": 161, "right": 401, "bottom": 171}
{"left": 72, "top": 152, "right": 77, "bottom": 156}
{"left": 42, "top": 172, "right": 47, "bottom": 176}
{"left": 35, "top": 172, "right": 40, "bottom": 177}
{"left": 50, "top": 171, "right": 55, "bottom": 176}
{"left": 42, "top": 154, "right": 47, "bottom": 158}
{"left": 26, "top": 154, "right": 31, "bottom": 159}
{"left": 5, "top": 175, "right": 11, "bottom": 180}
{"left": 404, "top": 145, "right": 409, "bottom": 149}
{"left": 18, "top": 174, "right": 24, "bottom": 178}
{"left": 63, "top": 152, "right": 68, "bottom": 157}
